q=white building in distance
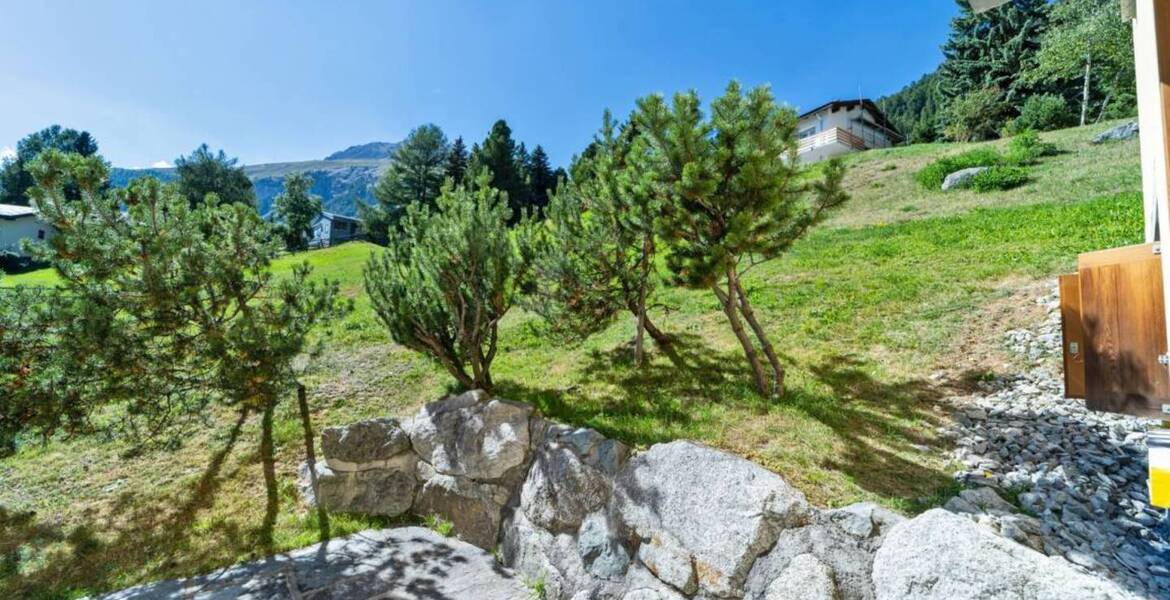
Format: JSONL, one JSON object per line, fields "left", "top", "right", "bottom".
{"left": 796, "top": 99, "right": 904, "bottom": 163}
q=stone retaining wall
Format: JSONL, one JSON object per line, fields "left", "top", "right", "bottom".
{"left": 300, "top": 390, "right": 1137, "bottom": 599}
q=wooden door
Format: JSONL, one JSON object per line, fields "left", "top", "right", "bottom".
{"left": 1077, "top": 243, "right": 1170, "bottom": 419}
{"left": 1059, "top": 273, "right": 1086, "bottom": 398}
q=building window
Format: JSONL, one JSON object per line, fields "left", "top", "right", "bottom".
{"left": 37, "top": 230, "right": 45, "bottom": 240}
{"left": 798, "top": 127, "right": 817, "bottom": 139}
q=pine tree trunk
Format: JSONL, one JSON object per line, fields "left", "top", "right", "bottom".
{"left": 1080, "top": 54, "right": 1092, "bottom": 127}
{"left": 713, "top": 279, "right": 768, "bottom": 395}
{"left": 296, "top": 383, "right": 329, "bottom": 540}
{"left": 259, "top": 400, "right": 279, "bottom": 551}
{"left": 633, "top": 234, "right": 652, "bottom": 367}
{"left": 733, "top": 278, "right": 785, "bottom": 397}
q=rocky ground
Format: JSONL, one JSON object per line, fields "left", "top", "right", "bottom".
{"left": 941, "top": 290, "right": 1170, "bottom": 598}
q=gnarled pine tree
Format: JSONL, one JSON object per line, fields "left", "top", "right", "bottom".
{"left": 631, "top": 81, "right": 848, "bottom": 397}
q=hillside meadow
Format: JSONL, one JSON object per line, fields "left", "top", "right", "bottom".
{"left": 0, "top": 121, "right": 1144, "bottom": 598}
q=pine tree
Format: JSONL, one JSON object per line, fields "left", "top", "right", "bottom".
{"left": 174, "top": 144, "right": 257, "bottom": 207}
{"left": 0, "top": 125, "right": 100, "bottom": 206}
{"left": 471, "top": 120, "right": 527, "bottom": 223}
{"left": 365, "top": 171, "right": 530, "bottom": 391}
{"left": 526, "top": 112, "right": 670, "bottom": 366}
{"left": 362, "top": 124, "right": 449, "bottom": 244}
{"left": 632, "top": 82, "right": 848, "bottom": 397}
{"left": 11, "top": 150, "right": 347, "bottom": 527}
{"left": 273, "top": 172, "right": 323, "bottom": 252}
{"left": 445, "top": 136, "right": 469, "bottom": 185}
{"left": 938, "top": 0, "right": 1049, "bottom": 134}
{"left": 526, "top": 145, "right": 556, "bottom": 215}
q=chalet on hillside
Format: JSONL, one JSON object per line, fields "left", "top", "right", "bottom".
{"left": 796, "top": 99, "right": 903, "bottom": 163}
{"left": 310, "top": 212, "right": 363, "bottom": 248}
{"left": 0, "top": 204, "right": 52, "bottom": 259}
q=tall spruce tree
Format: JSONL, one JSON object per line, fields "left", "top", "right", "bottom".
{"left": 174, "top": 144, "right": 257, "bottom": 208}
{"left": 361, "top": 124, "right": 449, "bottom": 244}
{"left": 527, "top": 112, "right": 669, "bottom": 366}
{"left": 632, "top": 82, "right": 848, "bottom": 397}
{"left": 526, "top": 145, "right": 556, "bottom": 215}
{"left": 471, "top": 120, "right": 528, "bottom": 223}
{"left": 938, "top": 0, "right": 1049, "bottom": 135}
{"left": 445, "top": 136, "right": 469, "bottom": 185}
{"left": 0, "top": 125, "right": 100, "bottom": 206}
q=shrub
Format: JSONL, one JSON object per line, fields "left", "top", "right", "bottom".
{"left": 1004, "top": 95, "right": 1075, "bottom": 134}
{"left": 1005, "top": 129, "right": 1058, "bottom": 165}
{"left": 364, "top": 171, "right": 530, "bottom": 392}
{"left": 969, "top": 166, "right": 1030, "bottom": 192}
{"left": 942, "top": 88, "right": 1009, "bottom": 142}
{"left": 915, "top": 147, "right": 1005, "bottom": 189}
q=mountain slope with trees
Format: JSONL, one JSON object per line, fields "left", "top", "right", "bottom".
{"left": 878, "top": 0, "right": 1135, "bottom": 143}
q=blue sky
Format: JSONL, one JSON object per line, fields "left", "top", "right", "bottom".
{"left": 0, "top": 1, "right": 958, "bottom": 169}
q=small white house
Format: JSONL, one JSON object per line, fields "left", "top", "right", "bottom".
{"left": 0, "top": 204, "right": 52, "bottom": 258}
{"left": 796, "top": 99, "right": 904, "bottom": 163}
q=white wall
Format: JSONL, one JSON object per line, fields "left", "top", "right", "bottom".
{"left": 797, "top": 105, "right": 895, "bottom": 155}
{"left": 0, "top": 216, "right": 52, "bottom": 257}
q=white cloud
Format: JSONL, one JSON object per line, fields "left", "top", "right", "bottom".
{"left": 150, "top": 160, "right": 173, "bottom": 169}
{"left": 0, "top": 146, "right": 15, "bottom": 162}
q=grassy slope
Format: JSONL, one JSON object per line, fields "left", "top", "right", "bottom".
{"left": 0, "top": 122, "right": 1144, "bottom": 598}
{"left": 828, "top": 119, "right": 1141, "bottom": 228}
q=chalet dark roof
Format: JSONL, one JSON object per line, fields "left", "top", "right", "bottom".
{"left": 798, "top": 99, "right": 904, "bottom": 144}
{"left": 320, "top": 211, "right": 361, "bottom": 224}
{"left": 0, "top": 204, "right": 37, "bottom": 221}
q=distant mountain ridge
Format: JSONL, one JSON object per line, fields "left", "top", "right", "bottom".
{"left": 325, "top": 141, "right": 399, "bottom": 160}
{"left": 110, "top": 142, "right": 397, "bottom": 217}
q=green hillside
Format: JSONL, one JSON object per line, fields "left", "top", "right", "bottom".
{"left": 0, "top": 122, "right": 1144, "bottom": 598}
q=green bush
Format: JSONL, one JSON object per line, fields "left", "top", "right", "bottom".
{"left": 1005, "top": 129, "right": 1057, "bottom": 165}
{"left": 1004, "top": 95, "right": 1074, "bottom": 134}
{"left": 942, "top": 88, "right": 1009, "bottom": 142}
{"left": 969, "top": 166, "right": 1030, "bottom": 192}
{"left": 915, "top": 147, "right": 1005, "bottom": 189}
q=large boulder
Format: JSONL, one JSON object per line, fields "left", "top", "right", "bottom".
{"left": 521, "top": 424, "right": 630, "bottom": 533}
{"left": 408, "top": 390, "right": 535, "bottom": 482}
{"left": 612, "top": 441, "right": 811, "bottom": 598}
{"left": 745, "top": 503, "right": 902, "bottom": 600}
{"left": 872, "top": 509, "right": 1136, "bottom": 599}
{"left": 501, "top": 508, "right": 626, "bottom": 600}
{"left": 941, "top": 167, "right": 988, "bottom": 191}
{"left": 302, "top": 460, "right": 417, "bottom": 517}
{"left": 320, "top": 417, "right": 412, "bottom": 472}
{"left": 413, "top": 462, "right": 512, "bottom": 550}
{"left": 763, "top": 553, "right": 836, "bottom": 600}
{"left": 576, "top": 510, "right": 633, "bottom": 582}
{"left": 1093, "top": 121, "right": 1138, "bottom": 144}
{"left": 622, "top": 561, "right": 689, "bottom": 600}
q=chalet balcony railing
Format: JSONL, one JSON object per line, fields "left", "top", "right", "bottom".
{"left": 797, "top": 127, "right": 868, "bottom": 154}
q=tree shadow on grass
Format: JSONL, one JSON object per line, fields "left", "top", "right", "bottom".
{"left": 0, "top": 410, "right": 260, "bottom": 598}
{"left": 497, "top": 333, "right": 767, "bottom": 446}
{"left": 501, "top": 336, "right": 960, "bottom": 510}
{"left": 790, "top": 353, "right": 959, "bottom": 506}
